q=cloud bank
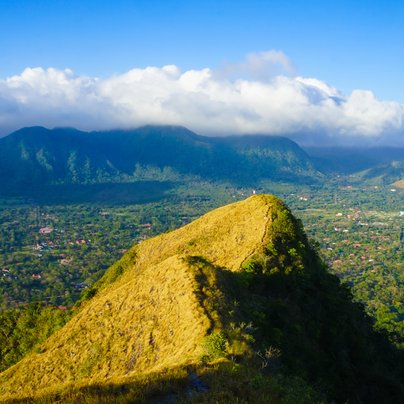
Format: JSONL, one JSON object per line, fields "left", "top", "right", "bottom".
{"left": 1, "top": 53, "right": 403, "bottom": 146}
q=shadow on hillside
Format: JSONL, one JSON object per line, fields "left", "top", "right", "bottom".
{"left": 211, "top": 254, "right": 404, "bottom": 404}
{"left": 5, "top": 360, "right": 321, "bottom": 404}
{"left": 5, "top": 365, "right": 211, "bottom": 404}
{"left": 173, "top": 252, "right": 403, "bottom": 403}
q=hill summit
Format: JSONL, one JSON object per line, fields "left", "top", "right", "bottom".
{"left": 0, "top": 195, "right": 401, "bottom": 403}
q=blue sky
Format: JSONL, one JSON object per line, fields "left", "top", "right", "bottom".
{"left": 1, "top": 0, "right": 404, "bottom": 144}
{"left": 1, "top": 0, "right": 403, "bottom": 101}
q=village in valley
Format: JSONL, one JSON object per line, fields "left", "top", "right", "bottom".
{"left": 0, "top": 204, "right": 161, "bottom": 306}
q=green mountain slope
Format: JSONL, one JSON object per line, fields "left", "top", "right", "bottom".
{"left": 354, "top": 160, "right": 404, "bottom": 185}
{"left": 0, "top": 195, "right": 402, "bottom": 403}
{"left": 0, "top": 126, "right": 319, "bottom": 195}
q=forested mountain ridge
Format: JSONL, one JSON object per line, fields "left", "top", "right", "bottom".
{"left": 0, "top": 195, "right": 401, "bottom": 403}
{"left": 0, "top": 125, "right": 319, "bottom": 193}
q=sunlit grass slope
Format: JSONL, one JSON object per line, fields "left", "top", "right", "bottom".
{"left": 0, "top": 195, "right": 277, "bottom": 401}
{"left": 0, "top": 194, "right": 402, "bottom": 403}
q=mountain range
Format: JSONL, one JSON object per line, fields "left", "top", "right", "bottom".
{"left": 0, "top": 126, "right": 319, "bottom": 195}
{"left": 0, "top": 125, "right": 402, "bottom": 202}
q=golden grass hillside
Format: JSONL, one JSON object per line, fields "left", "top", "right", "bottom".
{"left": 1, "top": 193, "right": 402, "bottom": 403}
{"left": 0, "top": 194, "right": 280, "bottom": 401}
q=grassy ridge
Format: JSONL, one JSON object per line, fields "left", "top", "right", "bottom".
{"left": 0, "top": 195, "right": 402, "bottom": 403}
{"left": 0, "top": 195, "right": 275, "bottom": 400}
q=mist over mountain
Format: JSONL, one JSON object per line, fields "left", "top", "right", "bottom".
{"left": 1, "top": 65, "right": 404, "bottom": 147}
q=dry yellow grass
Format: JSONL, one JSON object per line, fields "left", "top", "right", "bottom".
{"left": 0, "top": 194, "right": 280, "bottom": 401}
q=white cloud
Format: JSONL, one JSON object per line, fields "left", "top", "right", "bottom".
{"left": 0, "top": 57, "right": 403, "bottom": 146}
